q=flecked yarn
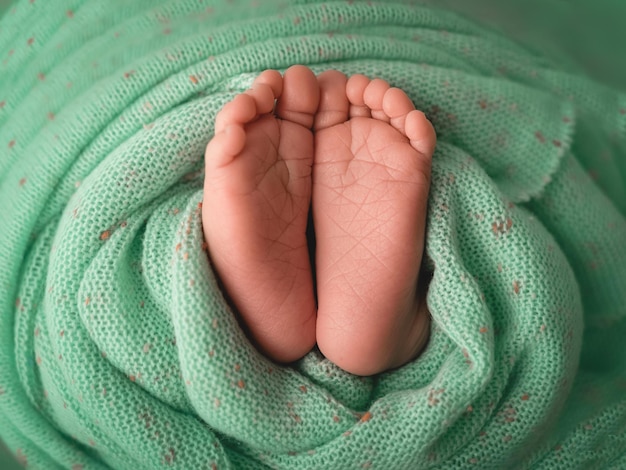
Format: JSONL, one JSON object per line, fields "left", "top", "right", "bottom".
{"left": 0, "top": 0, "right": 625, "bottom": 468}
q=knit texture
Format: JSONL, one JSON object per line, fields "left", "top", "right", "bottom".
{"left": 0, "top": 0, "right": 625, "bottom": 468}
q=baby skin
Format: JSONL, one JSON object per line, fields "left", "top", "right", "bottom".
{"left": 202, "top": 65, "right": 436, "bottom": 376}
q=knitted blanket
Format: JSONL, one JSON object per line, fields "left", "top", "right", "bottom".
{"left": 1, "top": 0, "right": 625, "bottom": 468}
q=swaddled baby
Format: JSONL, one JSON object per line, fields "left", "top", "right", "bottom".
{"left": 202, "top": 65, "right": 435, "bottom": 375}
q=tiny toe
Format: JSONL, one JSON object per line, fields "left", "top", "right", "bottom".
{"left": 382, "top": 87, "right": 416, "bottom": 135}
{"left": 363, "top": 78, "right": 391, "bottom": 122}
{"left": 406, "top": 110, "right": 437, "bottom": 157}
{"left": 346, "top": 74, "right": 372, "bottom": 118}
{"left": 215, "top": 93, "right": 257, "bottom": 134}
{"left": 276, "top": 65, "right": 320, "bottom": 128}
{"left": 245, "top": 83, "right": 276, "bottom": 115}
{"left": 254, "top": 69, "right": 283, "bottom": 99}
{"left": 346, "top": 74, "right": 369, "bottom": 105}
{"left": 314, "top": 70, "right": 349, "bottom": 131}
{"left": 205, "top": 124, "right": 246, "bottom": 168}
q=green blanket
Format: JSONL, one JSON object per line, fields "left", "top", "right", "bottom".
{"left": 1, "top": 0, "right": 625, "bottom": 468}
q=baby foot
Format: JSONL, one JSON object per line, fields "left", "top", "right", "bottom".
{"left": 313, "top": 71, "right": 436, "bottom": 375}
{"left": 202, "top": 66, "right": 319, "bottom": 362}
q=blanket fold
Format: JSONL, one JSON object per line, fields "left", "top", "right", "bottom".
{"left": 1, "top": 0, "right": 625, "bottom": 468}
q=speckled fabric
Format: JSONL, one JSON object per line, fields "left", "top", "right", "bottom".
{"left": 1, "top": 0, "right": 625, "bottom": 468}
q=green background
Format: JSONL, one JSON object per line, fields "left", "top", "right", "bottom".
{"left": 1, "top": 2, "right": 33, "bottom": 468}
{"left": 0, "top": 0, "right": 624, "bottom": 468}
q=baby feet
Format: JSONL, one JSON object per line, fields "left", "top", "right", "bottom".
{"left": 203, "top": 66, "right": 436, "bottom": 375}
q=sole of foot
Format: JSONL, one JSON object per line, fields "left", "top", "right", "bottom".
{"left": 313, "top": 71, "right": 436, "bottom": 376}
{"left": 202, "top": 65, "right": 320, "bottom": 363}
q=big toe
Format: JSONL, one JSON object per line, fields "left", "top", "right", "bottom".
{"left": 275, "top": 65, "right": 320, "bottom": 129}
{"left": 313, "top": 70, "right": 349, "bottom": 131}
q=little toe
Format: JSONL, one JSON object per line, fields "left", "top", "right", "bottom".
{"left": 314, "top": 70, "right": 349, "bottom": 131}
{"left": 363, "top": 78, "right": 391, "bottom": 122}
{"left": 406, "top": 110, "right": 437, "bottom": 157}
{"left": 276, "top": 65, "right": 320, "bottom": 128}
{"left": 205, "top": 124, "right": 246, "bottom": 168}
{"left": 346, "top": 74, "right": 372, "bottom": 118}
{"left": 253, "top": 69, "right": 283, "bottom": 99}
{"left": 382, "top": 87, "right": 417, "bottom": 136}
{"left": 245, "top": 83, "right": 276, "bottom": 115}
{"left": 215, "top": 93, "right": 257, "bottom": 134}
